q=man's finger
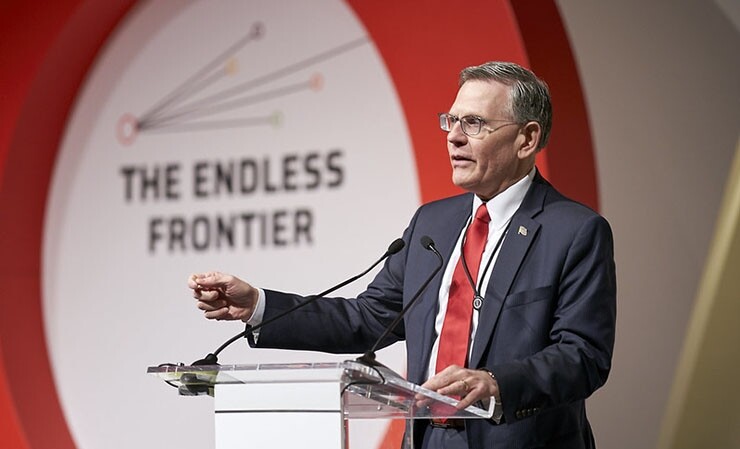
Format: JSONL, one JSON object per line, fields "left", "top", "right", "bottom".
{"left": 204, "top": 307, "right": 230, "bottom": 320}
{"left": 197, "top": 299, "right": 228, "bottom": 311}
{"left": 455, "top": 392, "right": 478, "bottom": 410}
{"left": 190, "top": 272, "right": 226, "bottom": 289}
{"left": 194, "top": 289, "right": 222, "bottom": 301}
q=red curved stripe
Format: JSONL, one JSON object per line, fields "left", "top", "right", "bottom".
{"left": 0, "top": 347, "right": 27, "bottom": 449}
{"left": 511, "top": 1, "right": 599, "bottom": 210}
{"left": 0, "top": 2, "right": 136, "bottom": 448}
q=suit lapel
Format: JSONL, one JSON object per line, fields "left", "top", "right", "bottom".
{"left": 469, "top": 175, "right": 548, "bottom": 368}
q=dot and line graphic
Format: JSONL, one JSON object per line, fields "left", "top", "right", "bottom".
{"left": 116, "top": 22, "right": 369, "bottom": 145}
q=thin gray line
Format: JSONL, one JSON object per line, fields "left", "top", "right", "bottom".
{"left": 141, "top": 23, "right": 263, "bottom": 121}
{"left": 141, "top": 80, "right": 309, "bottom": 128}
{"left": 143, "top": 36, "right": 368, "bottom": 126}
{"left": 139, "top": 116, "right": 276, "bottom": 133}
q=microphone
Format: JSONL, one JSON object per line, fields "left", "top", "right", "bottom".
{"left": 189, "top": 238, "right": 406, "bottom": 366}
{"left": 356, "top": 235, "right": 444, "bottom": 368}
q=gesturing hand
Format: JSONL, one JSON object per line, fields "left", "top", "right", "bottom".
{"left": 188, "top": 272, "right": 259, "bottom": 322}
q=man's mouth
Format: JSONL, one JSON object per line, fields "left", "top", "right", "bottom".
{"left": 451, "top": 154, "right": 474, "bottom": 163}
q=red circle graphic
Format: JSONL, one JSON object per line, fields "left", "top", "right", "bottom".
{"left": 0, "top": 1, "right": 597, "bottom": 448}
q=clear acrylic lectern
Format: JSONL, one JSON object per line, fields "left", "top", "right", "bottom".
{"left": 148, "top": 360, "right": 492, "bottom": 449}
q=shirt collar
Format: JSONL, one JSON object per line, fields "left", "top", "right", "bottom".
{"left": 472, "top": 166, "right": 536, "bottom": 230}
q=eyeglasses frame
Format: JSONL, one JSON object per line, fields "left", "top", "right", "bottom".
{"left": 438, "top": 112, "right": 521, "bottom": 137}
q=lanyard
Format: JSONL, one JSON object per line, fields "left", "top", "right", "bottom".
{"left": 460, "top": 216, "right": 512, "bottom": 310}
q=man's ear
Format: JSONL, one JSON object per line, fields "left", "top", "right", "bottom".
{"left": 517, "top": 121, "right": 542, "bottom": 159}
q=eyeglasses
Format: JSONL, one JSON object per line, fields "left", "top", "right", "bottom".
{"left": 438, "top": 113, "right": 519, "bottom": 137}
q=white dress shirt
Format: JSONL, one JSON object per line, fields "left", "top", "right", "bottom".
{"left": 426, "top": 167, "right": 535, "bottom": 379}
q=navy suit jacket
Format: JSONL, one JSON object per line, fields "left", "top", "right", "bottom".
{"left": 254, "top": 172, "right": 616, "bottom": 449}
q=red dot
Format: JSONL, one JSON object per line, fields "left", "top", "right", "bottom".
{"left": 116, "top": 113, "right": 138, "bottom": 146}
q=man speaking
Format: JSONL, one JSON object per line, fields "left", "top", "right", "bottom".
{"left": 188, "top": 61, "right": 616, "bottom": 449}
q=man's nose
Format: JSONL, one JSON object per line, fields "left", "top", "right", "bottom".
{"left": 447, "top": 120, "right": 467, "bottom": 145}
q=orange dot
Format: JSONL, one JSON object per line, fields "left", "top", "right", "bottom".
{"left": 310, "top": 73, "right": 323, "bottom": 91}
{"left": 225, "top": 58, "right": 238, "bottom": 75}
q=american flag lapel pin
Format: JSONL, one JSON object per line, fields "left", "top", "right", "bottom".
{"left": 518, "top": 225, "right": 528, "bottom": 236}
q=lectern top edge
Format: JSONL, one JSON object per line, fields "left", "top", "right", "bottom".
{"left": 147, "top": 360, "right": 493, "bottom": 420}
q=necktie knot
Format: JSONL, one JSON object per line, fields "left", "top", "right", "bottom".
{"left": 475, "top": 203, "right": 490, "bottom": 224}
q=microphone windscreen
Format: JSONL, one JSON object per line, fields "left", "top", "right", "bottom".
{"left": 420, "top": 235, "right": 435, "bottom": 250}
{"left": 387, "top": 238, "right": 405, "bottom": 255}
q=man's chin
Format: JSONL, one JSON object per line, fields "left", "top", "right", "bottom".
{"left": 451, "top": 174, "right": 476, "bottom": 192}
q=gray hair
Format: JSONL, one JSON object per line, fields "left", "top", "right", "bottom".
{"left": 459, "top": 61, "right": 552, "bottom": 149}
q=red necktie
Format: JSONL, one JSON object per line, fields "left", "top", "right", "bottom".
{"left": 435, "top": 203, "right": 490, "bottom": 373}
